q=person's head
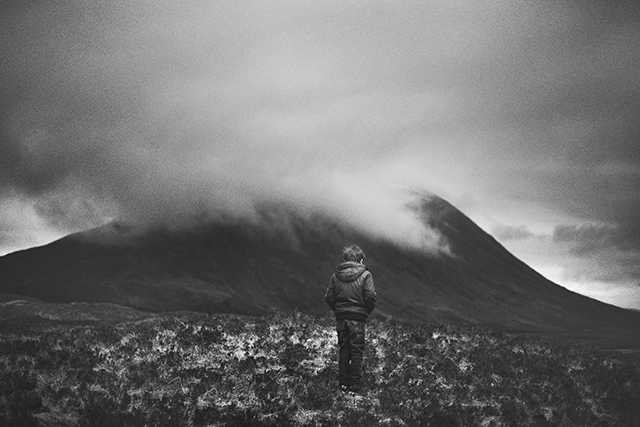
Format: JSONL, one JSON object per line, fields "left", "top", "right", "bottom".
{"left": 342, "top": 244, "right": 365, "bottom": 263}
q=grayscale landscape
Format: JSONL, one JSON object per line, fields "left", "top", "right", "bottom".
{"left": 1, "top": 1, "right": 639, "bottom": 425}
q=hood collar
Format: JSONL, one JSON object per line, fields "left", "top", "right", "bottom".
{"left": 335, "top": 261, "right": 367, "bottom": 282}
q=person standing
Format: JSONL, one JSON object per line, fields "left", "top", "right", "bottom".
{"left": 325, "top": 244, "right": 377, "bottom": 394}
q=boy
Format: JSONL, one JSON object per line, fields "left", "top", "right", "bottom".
{"left": 325, "top": 244, "right": 377, "bottom": 393}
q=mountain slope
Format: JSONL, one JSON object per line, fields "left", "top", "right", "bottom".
{"left": 1, "top": 195, "right": 638, "bottom": 343}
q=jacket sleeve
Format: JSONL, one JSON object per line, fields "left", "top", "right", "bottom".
{"left": 363, "top": 272, "right": 377, "bottom": 314}
{"left": 325, "top": 275, "right": 337, "bottom": 311}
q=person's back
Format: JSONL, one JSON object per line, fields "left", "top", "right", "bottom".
{"left": 325, "top": 245, "right": 377, "bottom": 393}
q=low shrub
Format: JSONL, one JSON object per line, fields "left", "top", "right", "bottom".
{"left": 1, "top": 311, "right": 638, "bottom": 426}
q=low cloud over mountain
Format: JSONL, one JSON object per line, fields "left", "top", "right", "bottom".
{"left": 2, "top": 194, "right": 638, "bottom": 347}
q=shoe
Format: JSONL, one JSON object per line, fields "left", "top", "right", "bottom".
{"left": 348, "top": 387, "right": 362, "bottom": 395}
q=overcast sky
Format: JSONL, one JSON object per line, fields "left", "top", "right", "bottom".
{"left": 1, "top": 0, "right": 639, "bottom": 309}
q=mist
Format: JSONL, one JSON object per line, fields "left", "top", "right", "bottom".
{"left": 2, "top": 0, "right": 470, "bottom": 251}
{"left": 2, "top": 0, "right": 640, "bottom": 300}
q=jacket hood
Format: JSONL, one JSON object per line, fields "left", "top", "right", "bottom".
{"left": 335, "top": 262, "right": 367, "bottom": 282}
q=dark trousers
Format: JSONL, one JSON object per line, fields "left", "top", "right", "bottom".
{"left": 336, "top": 319, "right": 365, "bottom": 389}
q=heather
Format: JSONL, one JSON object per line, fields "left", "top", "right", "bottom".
{"left": 1, "top": 311, "right": 639, "bottom": 426}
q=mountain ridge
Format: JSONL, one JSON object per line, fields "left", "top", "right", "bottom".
{"left": 1, "top": 194, "right": 638, "bottom": 345}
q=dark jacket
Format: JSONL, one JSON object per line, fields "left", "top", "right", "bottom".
{"left": 325, "top": 262, "right": 377, "bottom": 322}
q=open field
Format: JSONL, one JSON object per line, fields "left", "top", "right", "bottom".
{"left": 2, "top": 311, "right": 639, "bottom": 426}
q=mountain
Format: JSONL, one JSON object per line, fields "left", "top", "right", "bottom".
{"left": 1, "top": 194, "right": 639, "bottom": 345}
{"left": 0, "top": 294, "right": 157, "bottom": 327}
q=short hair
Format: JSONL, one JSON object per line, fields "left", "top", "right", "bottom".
{"left": 342, "top": 244, "right": 365, "bottom": 262}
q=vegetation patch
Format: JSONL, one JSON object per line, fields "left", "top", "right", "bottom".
{"left": 1, "top": 311, "right": 639, "bottom": 426}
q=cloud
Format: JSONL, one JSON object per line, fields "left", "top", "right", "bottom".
{"left": 491, "top": 225, "right": 535, "bottom": 242}
{"left": 540, "top": 222, "right": 640, "bottom": 310}
{"left": 553, "top": 222, "right": 640, "bottom": 267}
{"left": 489, "top": 222, "right": 640, "bottom": 309}
{"left": 554, "top": 224, "right": 624, "bottom": 254}
{"left": 552, "top": 223, "right": 640, "bottom": 284}
{"left": 0, "top": 193, "right": 68, "bottom": 255}
{"left": 2, "top": 0, "right": 473, "bottom": 252}
{"left": 1, "top": 0, "right": 640, "bottom": 275}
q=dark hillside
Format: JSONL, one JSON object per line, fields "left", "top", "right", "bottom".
{"left": 1, "top": 194, "right": 638, "bottom": 345}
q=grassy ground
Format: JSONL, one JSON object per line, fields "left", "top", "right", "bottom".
{"left": 1, "top": 311, "right": 639, "bottom": 426}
